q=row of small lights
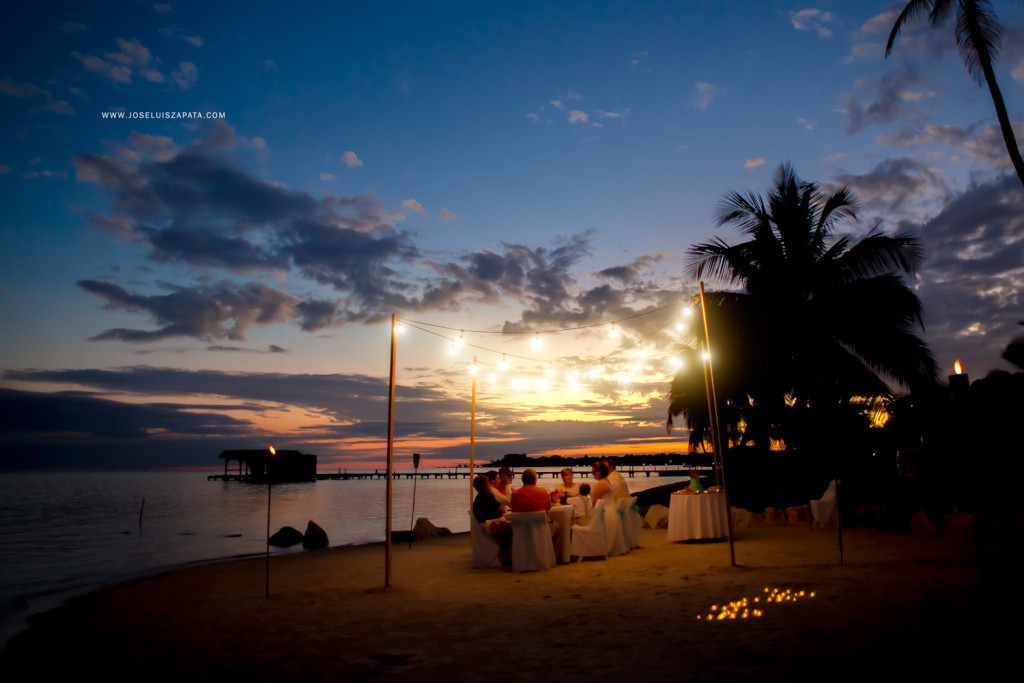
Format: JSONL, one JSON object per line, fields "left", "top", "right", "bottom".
{"left": 395, "top": 304, "right": 707, "bottom": 388}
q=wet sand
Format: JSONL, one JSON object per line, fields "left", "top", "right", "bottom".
{"left": 2, "top": 513, "right": 1016, "bottom": 681}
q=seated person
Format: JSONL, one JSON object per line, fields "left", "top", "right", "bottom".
{"left": 590, "top": 460, "right": 613, "bottom": 504}
{"left": 510, "top": 468, "right": 562, "bottom": 535}
{"left": 553, "top": 467, "right": 580, "bottom": 502}
{"left": 473, "top": 474, "right": 505, "bottom": 523}
{"left": 493, "top": 467, "right": 514, "bottom": 506}
{"left": 485, "top": 470, "right": 510, "bottom": 506}
{"left": 472, "top": 474, "right": 510, "bottom": 565}
{"left": 567, "top": 483, "right": 593, "bottom": 525}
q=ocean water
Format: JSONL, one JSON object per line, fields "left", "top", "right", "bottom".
{"left": 0, "top": 469, "right": 688, "bottom": 649}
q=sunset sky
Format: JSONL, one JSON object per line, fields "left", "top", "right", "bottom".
{"left": 2, "top": 1, "right": 1023, "bottom": 469}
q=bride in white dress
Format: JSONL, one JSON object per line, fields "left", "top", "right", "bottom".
{"left": 588, "top": 460, "right": 628, "bottom": 556}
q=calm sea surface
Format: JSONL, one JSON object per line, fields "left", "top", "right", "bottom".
{"left": 0, "top": 469, "right": 687, "bottom": 649}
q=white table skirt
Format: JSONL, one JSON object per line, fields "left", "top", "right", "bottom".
{"left": 667, "top": 492, "right": 728, "bottom": 541}
{"left": 549, "top": 505, "right": 573, "bottom": 562}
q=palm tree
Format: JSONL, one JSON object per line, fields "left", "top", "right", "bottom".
{"left": 668, "top": 163, "right": 937, "bottom": 451}
{"left": 886, "top": 0, "right": 1024, "bottom": 189}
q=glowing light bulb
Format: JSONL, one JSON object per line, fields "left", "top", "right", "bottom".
{"left": 395, "top": 321, "right": 404, "bottom": 334}
{"left": 609, "top": 324, "right": 619, "bottom": 338}
{"left": 500, "top": 354, "right": 508, "bottom": 371}
{"left": 670, "top": 357, "right": 682, "bottom": 369}
{"left": 533, "top": 333, "right": 541, "bottom": 348}
{"left": 683, "top": 306, "right": 692, "bottom": 317}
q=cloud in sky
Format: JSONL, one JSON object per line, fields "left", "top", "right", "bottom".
{"left": 744, "top": 157, "right": 765, "bottom": 169}
{"left": 843, "top": 67, "right": 936, "bottom": 135}
{"left": 70, "top": 37, "right": 194, "bottom": 88}
{"left": 77, "top": 279, "right": 339, "bottom": 341}
{"left": 159, "top": 26, "right": 203, "bottom": 47}
{"left": 171, "top": 61, "right": 198, "bottom": 89}
{"left": 906, "top": 174, "right": 1024, "bottom": 371}
{"left": 0, "top": 387, "right": 249, "bottom": 440}
{"left": 0, "top": 77, "right": 76, "bottom": 116}
{"left": 789, "top": 8, "right": 836, "bottom": 38}
{"left": 72, "top": 125, "right": 675, "bottom": 335}
{"left": 319, "top": 172, "right": 335, "bottom": 181}
{"left": 72, "top": 38, "right": 152, "bottom": 84}
{"left": 834, "top": 156, "right": 942, "bottom": 212}
{"left": 568, "top": 110, "right": 589, "bottom": 124}
{"left": 342, "top": 150, "right": 362, "bottom": 168}
{"left": 437, "top": 209, "right": 457, "bottom": 222}
{"left": 876, "top": 120, "right": 1024, "bottom": 169}
{"left": 690, "top": 81, "right": 719, "bottom": 110}
{"left": 401, "top": 198, "right": 427, "bottom": 216}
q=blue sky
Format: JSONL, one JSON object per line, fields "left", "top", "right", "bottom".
{"left": 2, "top": 1, "right": 1022, "bottom": 469}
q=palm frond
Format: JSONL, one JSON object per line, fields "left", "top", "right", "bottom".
{"left": 886, "top": 0, "right": 937, "bottom": 56}
{"left": 687, "top": 238, "right": 750, "bottom": 285}
{"left": 715, "top": 190, "right": 769, "bottom": 236}
{"left": 815, "top": 186, "right": 859, "bottom": 237}
{"left": 832, "top": 228, "right": 924, "bottom": 281}
{"left": 956, "top": 0, "right": 1002, "bottom": 85}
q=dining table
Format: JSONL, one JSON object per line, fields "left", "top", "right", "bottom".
{"left": 666, "top": 491, "right": 728, "bottom": 542}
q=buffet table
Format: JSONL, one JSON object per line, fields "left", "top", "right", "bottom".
{"left": 666, "top": 491, "right": 728, "bottom": 542}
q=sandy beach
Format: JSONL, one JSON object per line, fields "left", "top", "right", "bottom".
{"left": 2, "top": 513, "right": 1018, "bottom": 682}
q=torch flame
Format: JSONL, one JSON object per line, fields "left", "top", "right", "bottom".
{"left": 953, "top": 360, "right": 963, "bottom": 375}
{"left": 269, "top": 445, "right": 276, "bottom": 456}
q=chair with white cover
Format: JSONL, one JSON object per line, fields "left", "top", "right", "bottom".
{"left": 469, "top": 511, "right": 503, "bottom": 569}
{"left": 618, "top": 496, "right": 642, "bottom": 549}
{"left": 509, "top": 511, "right": 556, "bottom": 572}
{"left": 810, "top": 480, "right": 840, "bottom": 529}
{"left": 600, "top": 498, "right": 628, "bottom": 557}
{"left": 569, "top": 501, "right": 609, "bottom": 561}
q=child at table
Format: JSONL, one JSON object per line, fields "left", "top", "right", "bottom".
{"left": 567, "top": 483, "right": 593, "bottom": 526}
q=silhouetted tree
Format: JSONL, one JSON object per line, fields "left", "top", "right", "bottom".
{"left": 1002, "top": 321, "right": 1024, "bottom": 370}
{"left": 668, "top": 163, "right": 937, "bottom": 451}
{"left": 886, "top": 0, "right": 1024, "bottom": 189}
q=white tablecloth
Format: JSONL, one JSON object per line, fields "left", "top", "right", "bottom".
{"left": 667, "top": 492, "right": 728, "bottom": 541}
{"left": 549, "top": 505, "right": 573, "bottom": 562}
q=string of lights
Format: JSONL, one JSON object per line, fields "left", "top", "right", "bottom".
{"left": 394, "top": 297, "right": 701, "bottom": 388}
